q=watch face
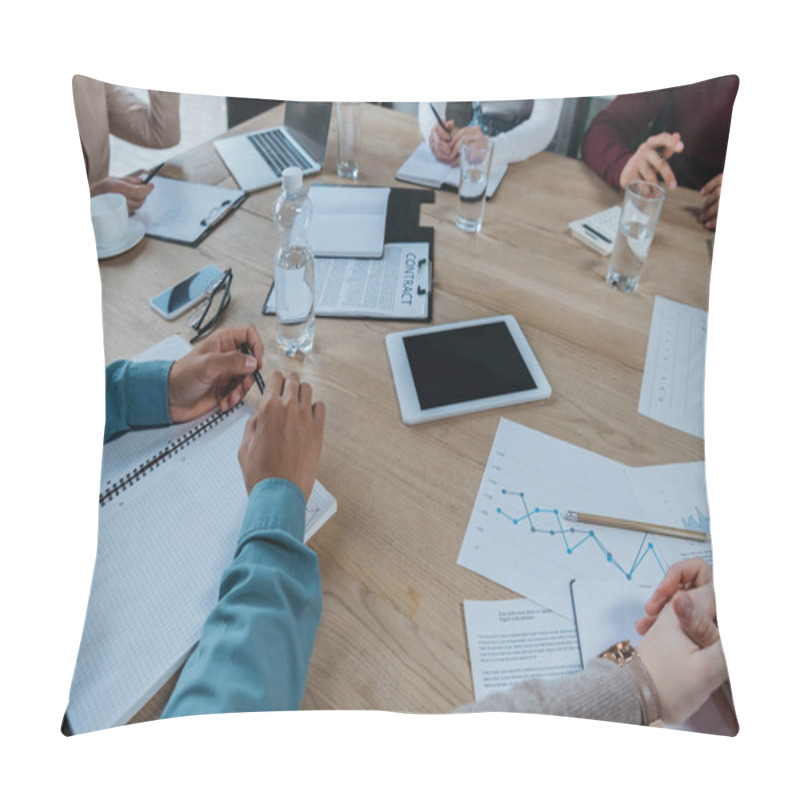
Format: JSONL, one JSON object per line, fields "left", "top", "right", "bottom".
{"left": 600, "top": 641, "right": 635, "bottom": 664}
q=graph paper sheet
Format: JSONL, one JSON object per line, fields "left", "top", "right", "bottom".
{"left": 457, "top": 419, "right": 712, "bottom": 618}
{"left": 639, "top": 296, "right": 708, "bottom": 439}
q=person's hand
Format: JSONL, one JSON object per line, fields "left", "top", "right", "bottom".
{"left": 429, "top": 119, "right": 458, "bottom": 164}
{"left": 699, "top": 173, "right": 723, "bottom": 230}
{"left": 238, "top": 370, "right": 326, "bottom": 500}
{"left": 450, "top": 125, "right": 490, "bottom": 163}
{"left": 619, "top": 131, "right": 684, "bottom": 190}
{"left": 636, "top": 583, "right": 728, "bottom": 724}
{"left": 90, "top": 176, "right": 154, "bottom": 213}
{"left": 636, "top": 557, "right": 713, "bottom": 636}
{"left": 167, "top": 325, "right": 265, "bottom": 423}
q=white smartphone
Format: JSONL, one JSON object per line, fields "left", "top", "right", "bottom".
{"left": 149, "top": 264, "right": 225, "bottom": 320}
{"left": 385, "top": 315, "right": 552, "bottom": 425}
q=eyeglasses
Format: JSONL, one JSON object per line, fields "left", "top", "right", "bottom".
{"left": 189, "top": 268, "right": 232, "bottom": 343}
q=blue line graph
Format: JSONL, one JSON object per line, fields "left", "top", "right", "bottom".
{"left": 496, "top": 489, "right": 668, "bottom": 581}
{"left": 682, "top": 506, "right": 710, "bottom": 534}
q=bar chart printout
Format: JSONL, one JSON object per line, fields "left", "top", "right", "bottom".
{"left": 457, "top": 419, "right": 712, "bottom": 619}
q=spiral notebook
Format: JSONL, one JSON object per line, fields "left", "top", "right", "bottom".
{"left": 65, "top": 336, "right": 337, "bottom": 735}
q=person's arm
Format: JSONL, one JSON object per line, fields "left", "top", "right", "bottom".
{"left": 104, "top": 359, "right": 172, "bottom": 443}
{"left": 104, "top": 325, "right": 264, "bottom": 442}
{"left": 455, "top": 583, "right": 727, "bottom": 726}
{"left": 162, "top": 369, "right": 326, "bottom": 718}
{"left": 105, "top": 84, "right": 181, "bottom": 150}
{"left": 581, "top": 91, "right": 671, "bottom": 189}
{"left": 454, "top": 656, "right": 644, "bottom": 722}
{"left": 162, "top": 478, "right": 321, "bottom": 716}
{"left": 490, "top": 98, "right": 564, "bottom": 164}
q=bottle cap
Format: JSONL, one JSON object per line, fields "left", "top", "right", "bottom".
{"left": 281, "top": 166, "right": 303, "bottom": 192}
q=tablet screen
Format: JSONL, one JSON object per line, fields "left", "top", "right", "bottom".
{"left": 403, "top": 321, "right": 536, "bottom": 410}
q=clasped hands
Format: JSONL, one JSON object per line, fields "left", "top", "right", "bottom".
{"left": 634, "top": 557, "right": 729, "bottom": 724}
{"left": 167, "top": 325, "right": 325, "bottom": 501}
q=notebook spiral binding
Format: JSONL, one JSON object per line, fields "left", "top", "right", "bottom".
{"left": 99, "top": 403, "right": 242, "bottom": 507}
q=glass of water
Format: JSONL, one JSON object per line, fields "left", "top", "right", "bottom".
{"left": 456, "top": 140, "right": 494, "bottom": 233}
{"left": 336, "top": 101, "right": 362, "bottom": 180}
{"left": 606, "top": 181, "right": 666, "bottom": 292}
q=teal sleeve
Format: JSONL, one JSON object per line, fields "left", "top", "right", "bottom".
{"left": 104, "top": 359, "right": 173, "bottom": 442}
{"left": 161, "top": 479, "right": 322, "bottom": 718}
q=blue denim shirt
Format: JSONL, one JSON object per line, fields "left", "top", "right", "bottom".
{"left": 104, "top": 359, "right": 321, "bottom": 718}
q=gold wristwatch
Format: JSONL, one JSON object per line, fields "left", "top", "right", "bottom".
{"left": 599, "top": 641, "right": 663, "bottom": 727}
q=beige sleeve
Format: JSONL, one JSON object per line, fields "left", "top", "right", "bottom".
{"left": 452, "top": 657, "right": 643, "bottom": 725}
{"left": 104, "top": 85, "right": 181, "bottom": 149}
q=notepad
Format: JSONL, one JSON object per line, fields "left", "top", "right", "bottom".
{"left": 396, "top": 142, "right": 507, "bottom": 198}
{"left": 133, "top": 175, "right": 246, "bottom": 246}
{"left": 568, "top": 205, "right": 621, "bottom": 256}
{"left": 307, "top": 185, "right": 390, "bottom": 258}
{"left": 65, "top": 336, "right": 337, "bottom": 735}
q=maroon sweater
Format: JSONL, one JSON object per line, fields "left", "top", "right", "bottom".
{"left": 582, "top": 76, "right": 739, "bottom": 190}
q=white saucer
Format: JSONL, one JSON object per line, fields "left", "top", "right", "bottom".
{"left": 96, "top": 219, "right": 146, "bottom": 260}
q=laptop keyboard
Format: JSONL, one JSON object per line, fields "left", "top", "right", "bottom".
{"left": 247, "top": 129, "right": 313, "bottom": 175}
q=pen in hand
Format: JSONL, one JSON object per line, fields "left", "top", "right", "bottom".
{"left": 429, "top": 104, "right": 451, "bottom": 138}
{"left": 142, "top": 162, "right": 165, "bottom": 184}
{"left": 240, "top": 343, "right": 265, "bottom": 394}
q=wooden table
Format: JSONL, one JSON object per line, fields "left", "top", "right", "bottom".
{"left": 98, "top": 103, "right": 711, "bottom": 717}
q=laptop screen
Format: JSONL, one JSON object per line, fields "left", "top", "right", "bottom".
{"left": 284, "top": 101, "right": 332, "bottom": 165}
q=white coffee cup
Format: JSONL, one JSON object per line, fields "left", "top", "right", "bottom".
{"left": 90, "top": 193, "right": 128, "bottom": 250}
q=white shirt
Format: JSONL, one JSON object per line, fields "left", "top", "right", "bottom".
{"left": 419, "top": 98, "right": 564, "bottom": 164}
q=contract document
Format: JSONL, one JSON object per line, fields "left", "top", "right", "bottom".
{"left": 264, "top": 242, "right": 431, "bottom": 320}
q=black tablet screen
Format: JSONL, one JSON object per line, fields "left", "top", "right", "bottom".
{"left": 403, "top": 321, "right": 536, "bottom": 410}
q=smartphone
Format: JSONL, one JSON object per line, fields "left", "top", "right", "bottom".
{"left": 149, "top": 264, "right": 225, "bottom": 320}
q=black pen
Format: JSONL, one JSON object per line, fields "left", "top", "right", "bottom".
{"left": 142, "top": 162, "right": 165, "bottom": 184}
{"left": 240, "top": 343, "right": 265, "bottom": 394}
{"left": 429, "top": 103, "right": 450, "bottom": 137}
{"left": 582, "top": 223, "right": 612, "bottom": 244}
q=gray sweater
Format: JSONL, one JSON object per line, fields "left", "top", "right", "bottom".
{"left": 454, "top": 658, "right": 643, "bottom": 724}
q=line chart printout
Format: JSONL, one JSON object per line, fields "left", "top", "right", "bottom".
{"left": 457, "top": 419, "right": 712, "bottom": 618}
{"left": 639, "top": 296, "right": 708, "bottom": 439}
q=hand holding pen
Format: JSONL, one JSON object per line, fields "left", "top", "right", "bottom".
{"left": 428, "top": 103, "right": 459, "bottom": 165}
{"left": 167, "top": 326, "right": 265, "bottom": 422}
{"left": 141, "top": 162, "right": 165, "bottom": 184}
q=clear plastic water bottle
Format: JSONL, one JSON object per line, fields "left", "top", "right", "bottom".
{"left": 274, "top": 167, "right": 315, "bottom": 356}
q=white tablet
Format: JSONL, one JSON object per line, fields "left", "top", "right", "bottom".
{"left": 386, "top": 315, "right": 552, "bottom": 425}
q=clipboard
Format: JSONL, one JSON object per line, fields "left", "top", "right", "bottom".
{"left": 262, "top": 187, "right": 435, "bottom": 322}
{"left": 133, "top": 175, "right": 247, "bottom": 247}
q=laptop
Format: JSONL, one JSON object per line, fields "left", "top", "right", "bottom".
{"left": 214, "top": 101, "right": 333, "bottom": 192}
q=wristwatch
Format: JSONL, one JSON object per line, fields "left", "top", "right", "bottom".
{"left": 599, "top": 641, "right": 663, "bottom": 727}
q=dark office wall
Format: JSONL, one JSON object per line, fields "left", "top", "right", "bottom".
{"left": 226, "top": 97, "right": 282, "bottom": 128}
